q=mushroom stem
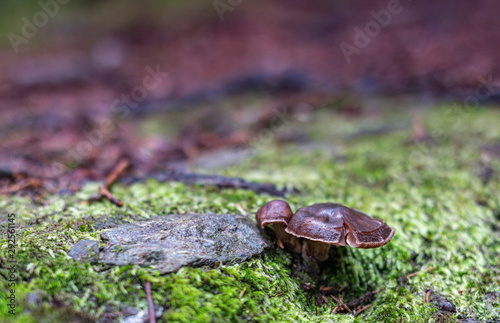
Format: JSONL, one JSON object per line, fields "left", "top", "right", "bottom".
{"left": 301, "top": 239, "right": 331, "bottom": 263}
{"left": 273, "top": 223, "right": 302, "bottom": 254}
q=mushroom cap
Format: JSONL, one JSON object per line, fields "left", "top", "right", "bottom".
{"left": 285, "top": 203, "right": 394, "bottom": 248}
{"left": 255, "top": 200, "right": 294, "bottom": 228}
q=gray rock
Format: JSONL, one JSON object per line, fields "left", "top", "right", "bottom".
{"left": 68, "top": 240, "right": 99, "bottom": 263}
{"left": 99, "top": 213, "right": 270, "bottom": 274}
{"left": 122, "top": 309, "right": 147, "bottom": 323}
{"left": 122, "top": 307, "right": 163, "bottom": 323}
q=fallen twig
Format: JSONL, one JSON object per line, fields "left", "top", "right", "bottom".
{"left": 104, "top": 159, "right": 129, "bottom": 188}
{"left": 408, "top": 266, "right": 436, "bottom": 278}
{"left": 120, "top": 170, "right": 299, "bottom": 197}
{"left": 94, "top": 159, "right": 129, "bottom": 206}
{"left": 338, "top": 284, "right": 348, "bottom": 293}
{"left": 98, "top": 186, "right": 124, "bottom": 206}
{"left": 348, "top": 288, "right": 384, "bottom": 309}
{"left": 354, "top": 304, "right": 371, "bottom": 316}
{"left": 145, "top": 281, "right": 156, "bottom": 323}
{"left": 331, "top": 295, "right": 352, "bottom": 314}
{"left": 330, "top": 288, "right": 384, "bottom": 315}
{"left": 0, "top": 177, "right": 42, "bottom": 194}
{"left": 320, "top": 286, "right": 335, "bottom": 293}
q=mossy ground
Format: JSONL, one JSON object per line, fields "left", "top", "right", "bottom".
{"left": 1, "top": 99, "right": 499, "bottom": 322}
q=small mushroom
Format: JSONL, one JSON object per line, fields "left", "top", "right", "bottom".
{"left": 285, "top": 203, "right": 395, "bottom": 263}
{"left": 256, "top": 200, "right": 301, "bottom": 253}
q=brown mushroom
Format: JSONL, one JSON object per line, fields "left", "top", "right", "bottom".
{"left": 285, "top": 203, "right": 394, "bottom": 263}
{"left": 255, "top": 200, "right": 301, "bottom": 253}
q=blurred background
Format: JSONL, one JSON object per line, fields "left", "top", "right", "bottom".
{"left": 1, "top": 0, "right": 499, "bottom": 196}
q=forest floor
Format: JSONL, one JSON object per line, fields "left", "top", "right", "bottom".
{"left": 1, "top": 95, "right": 499, "bottom": 322}
{"left": 1, "top": 1, "right": 500, "bottom": 322}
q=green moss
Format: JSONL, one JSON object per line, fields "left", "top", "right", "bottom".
{"left": 1, "top": 103, "right": 499, "bottom": 322}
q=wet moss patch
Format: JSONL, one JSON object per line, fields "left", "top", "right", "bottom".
{"left": 1, "top": 104, "right": 499, "bottom": 322}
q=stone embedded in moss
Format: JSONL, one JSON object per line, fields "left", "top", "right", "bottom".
{"left": 99, "top": 213, "right": 271, "bottom": 274}
{"left": 68, "top": 239, "right": 99, "bottom": 263}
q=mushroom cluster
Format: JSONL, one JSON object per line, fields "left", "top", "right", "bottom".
{"left": 256, "top": 200, "right": 395, "bottom": 263}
